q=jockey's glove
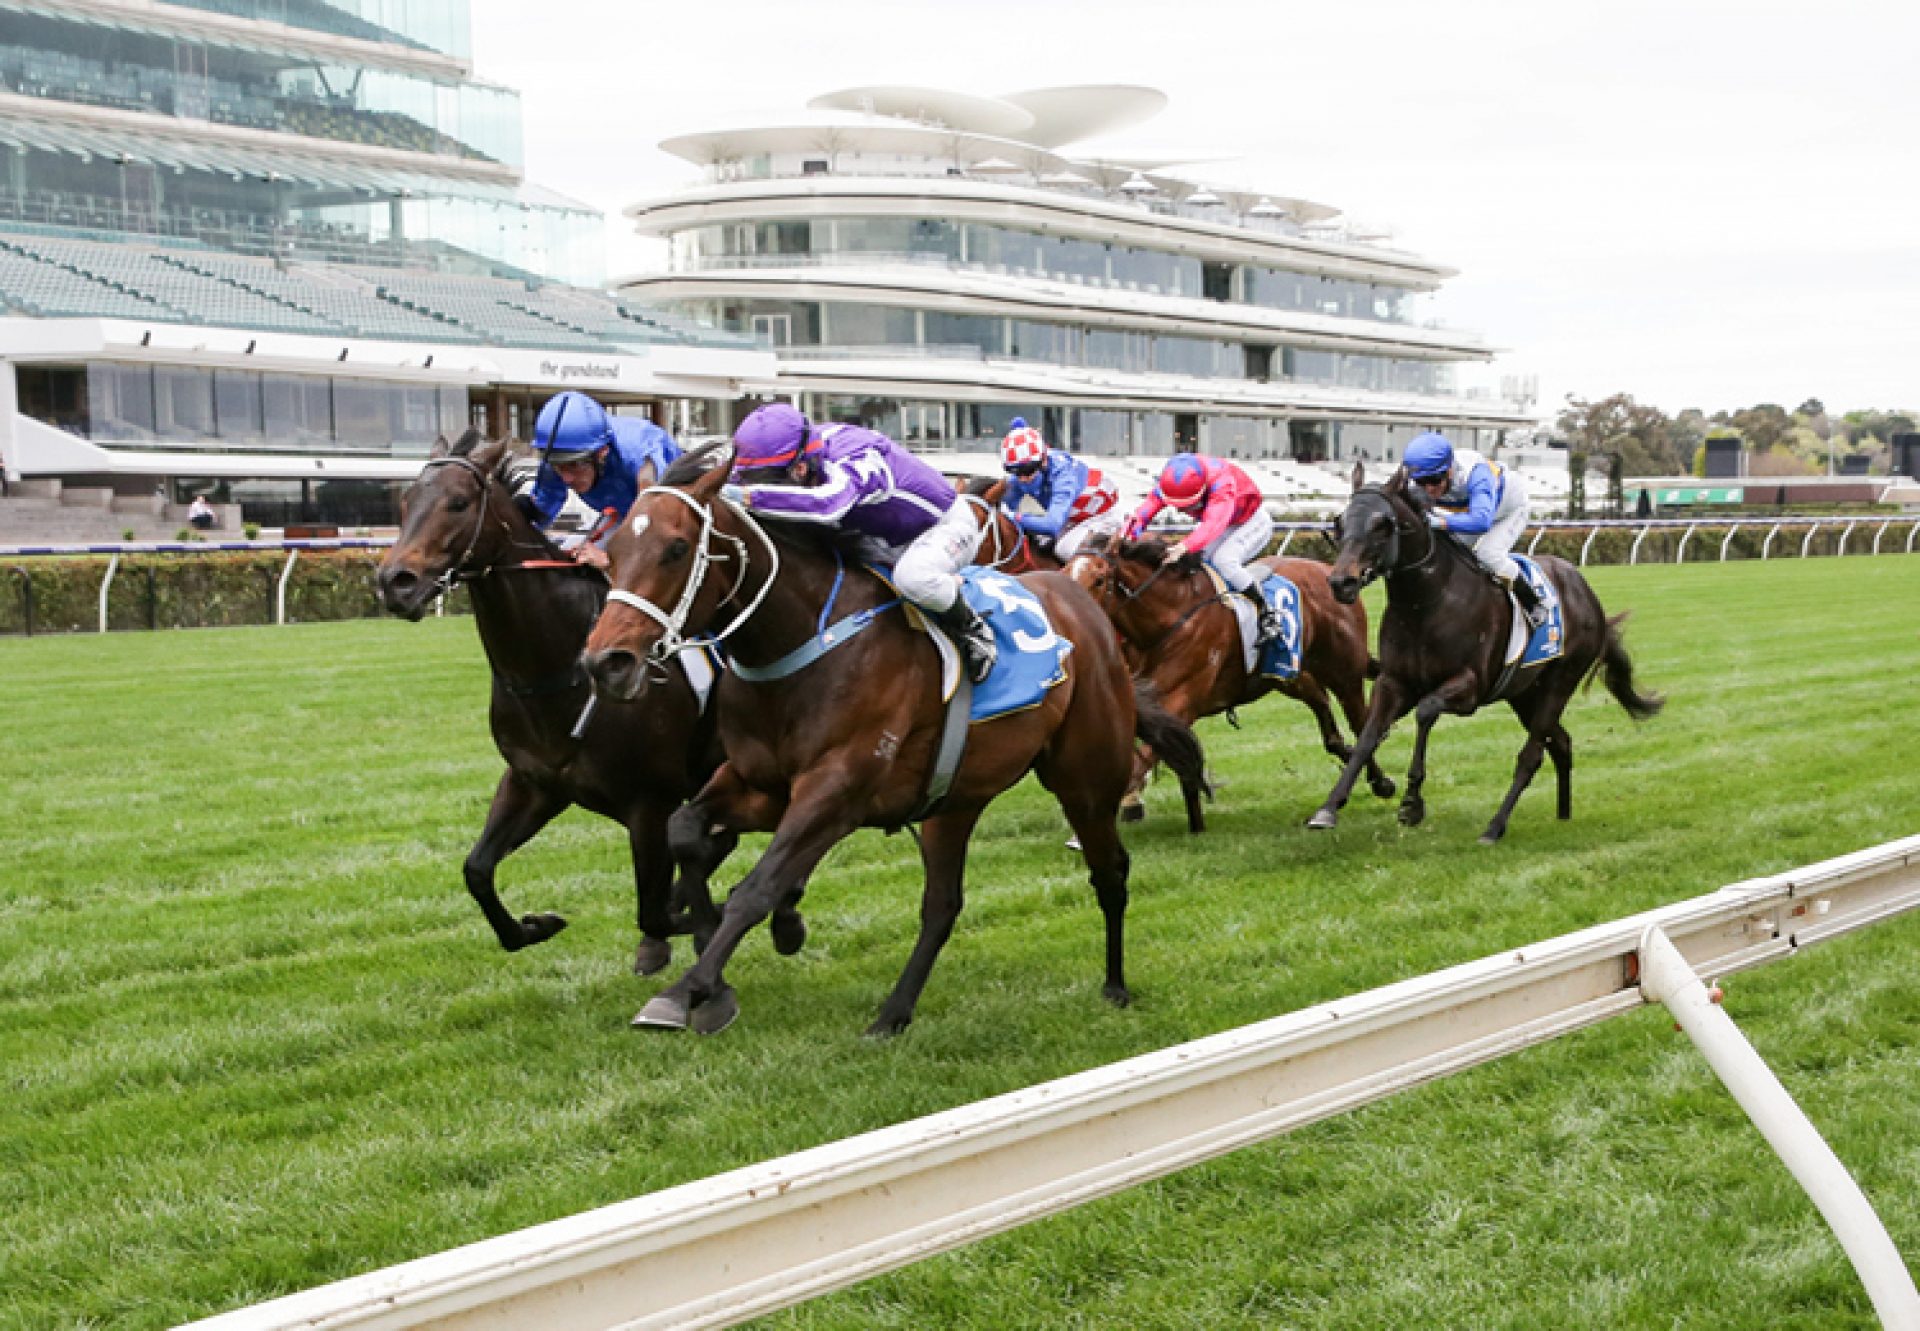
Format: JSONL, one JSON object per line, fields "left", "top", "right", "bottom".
{"left": 1426, "top": 511, "right": 1449, "bottom": 530}
{"left": 720, "top": 484, "right": 748, "bottom": 507}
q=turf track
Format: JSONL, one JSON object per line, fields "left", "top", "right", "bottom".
{"left": 1, "top": 556, "right": 1917, "bottom": 1329}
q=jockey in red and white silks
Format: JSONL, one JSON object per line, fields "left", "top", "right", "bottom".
{"left": 1124, "top": 452, "right": 1285, "bottom": 645}
{"left": 997, "top": 419, "right": 1122, "bottom": 561}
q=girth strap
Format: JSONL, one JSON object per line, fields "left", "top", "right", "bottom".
{"left": 912, "top": 669, "right": 974, "bottom": 822}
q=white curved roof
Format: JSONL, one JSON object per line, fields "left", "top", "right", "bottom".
{"left": 807, "top": 86, "right": 1036, "bottom": 138}
{"left": 657, "top": 111, "right": 1064, "bottom": 170}
{"left": 999, "top": 86, "right": 1168, "bottom": 149}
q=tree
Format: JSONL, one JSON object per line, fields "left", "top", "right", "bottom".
{"left": 1555, "top": 393, "right": 1687, "bottom": 475}
{"left": 1729, "top": 404, "right": 1791, "bottom": 452}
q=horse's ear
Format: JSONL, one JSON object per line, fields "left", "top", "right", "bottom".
{"left": 1350, "top": 460, "right": 1365, "bottom": 492}
{"left": 430, "top": 435, "right": 450, "bottom": 460}
{"left": 687, "top": 448, "right": 733, "bottom": 502}
{"left": 470, "top": 435, "right": 508, "bottom": 474}
{"left": 1387, "top": 465, "right": 1409, "bottom": 495}
{"left": 635, "top": 458, "right": 659, "bottom": 490}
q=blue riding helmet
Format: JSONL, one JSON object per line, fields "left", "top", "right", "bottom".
{"left": 532, "top": 391, "right": 615, "bottom": 463}
{"left": 1403, "top": 432, "right": 1454, "bottom": 481}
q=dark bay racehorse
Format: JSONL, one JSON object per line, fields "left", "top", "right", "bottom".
{"left": 1066, "top": 534, "right": 1396, "bottom": 826}
{"left": 959, "top": 476, "right": 1061, "bottom": 575}
{"left": 1310, "top": 465, "right": 1663, "bottom": 843}
{"left": 376, "top": 430, "right": 741, "bottom": 974}
{"left": 582, "top": 448, "right": 1209, "bottom": 1037}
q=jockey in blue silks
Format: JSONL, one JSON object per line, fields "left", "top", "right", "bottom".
{"left": 726, "top": 402, "right": 998, "bottom": 682}
{"left": 997, "top": 419, "right": 1122, "bottom": 560}
{"left": 524, "top": 390, "right": 681, "bottom": 569}
{"left": 1403, "top": 432, "right": 1546, "bottom": 628}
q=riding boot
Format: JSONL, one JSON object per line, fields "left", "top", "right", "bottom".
{"left": 933, "top": 597, "right": 998, "bottom": 684}
{"left": 1244, "top": 586, "right": 1286, "bottom": 646}
{"left": 1510, "top": 573, "right": 1549, "bottom": 630}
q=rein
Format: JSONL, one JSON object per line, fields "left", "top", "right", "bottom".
{"left": 417, "top": 454, "right": 593, "bottom": 590}
{"left": 962, "top": 494, "right": 1034, "bottom": 573}
{"left": 1346, "top": 486, "right": 1439, "bottom": 586}
{"left": 1084, "top": 546, "right": 1230, "bottom": 655}
{"left": 603, "top": 486, "right": 780, "bottom": 671}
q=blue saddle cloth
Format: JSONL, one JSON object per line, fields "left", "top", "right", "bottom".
{"left": 1255, "top": 573, "right": 1305, "bottom": 682}
{"left": 959, "top": 567, "right": 1074, "bottom": 722}
{"left": 1511, "top": 555, "right": 1565, "bottom": 666}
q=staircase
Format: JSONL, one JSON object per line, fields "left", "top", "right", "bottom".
{"left": 0, "top": 486, "right": 214, "bottom": 545}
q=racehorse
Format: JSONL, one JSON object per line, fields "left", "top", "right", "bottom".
{"left": 375, "top": 430, "right": 745, "bottom": 975}
{"left": 581, "top": 446, "right": 1210, "bottom": 1037}
{"left": 957, "top": 476, "right": 1060, "bottom": 574}
{"left": 1310, "top": 464, "right": 1663, "bottom": 843}
{"left": 1066, "top": 534, "right": 1396, "bottom": 826}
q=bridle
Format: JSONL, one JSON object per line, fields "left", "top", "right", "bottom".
{"left": 961, "top": 493, "right": 1036, "bottom": 573}
{"left": 1074, "top": 542, "right": 1226, "bottom": 653}
{"left": 603, "top": 485, "right": 780, "bottom": 672}
{"left": 1338, "top": 485, "right": 1439, "bottom": 588}
{"left": 414, "top": 454, "right": 578, "bottom": 594}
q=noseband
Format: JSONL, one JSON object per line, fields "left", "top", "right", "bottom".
{"left": 1340, "top": 487, "right": 1436, "bottom": 587}
{"left": 603, "top": 486, "right": 780, "bottom": 670}
{"left": 415, "top": 454, "right": 566, "bottom": 591}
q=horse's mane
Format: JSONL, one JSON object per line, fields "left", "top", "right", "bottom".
{"left": 662, "top": 439, "right": 730, "bottom": 488}
{"left": 962, "top": 475, "right": 997, "bottom": 498}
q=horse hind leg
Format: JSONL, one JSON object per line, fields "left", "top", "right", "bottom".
{"left": 1061, "top": 797, "right": 1132, "bottom": 1009}
{"left": 1545, "top": 722, "right": 1574, "bottom": 820}
{"left": 1480, "top": 687, "right": 1570, "bottom": 844}
{"left": 868, "top": 806, "right": 983, "bottom": 1038}
{"left": 464, "top": 771, "right": 570, "bottom": 951}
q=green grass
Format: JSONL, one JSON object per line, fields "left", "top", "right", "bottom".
{"left": 2, "top": 556, "right": 1917, "bottom": 1329}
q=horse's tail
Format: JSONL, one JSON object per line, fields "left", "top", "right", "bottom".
{"left": 1133, "top": 680, "right": 1211, "bottom": 831}
{"left": 1585, "top": 612, "right": 1664, "bottom": 720}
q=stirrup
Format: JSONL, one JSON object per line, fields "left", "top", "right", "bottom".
{"left": 962, "top": 632, "right": 997, "bottom": 684}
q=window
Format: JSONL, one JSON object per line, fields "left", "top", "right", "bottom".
{"left": 801, "top": 159, "right": 829, "bottom": 176}
{"left": 88, "top": 363, "right": 156, "bottom": 440}
{"left": 263, "top": 374, "right": 332, "bottom": 445}
{"left": 214, "top": 371, "right": 265, "bottom": 443}
{"left": 750, "top": 314, "right": 792, "bottom": 346}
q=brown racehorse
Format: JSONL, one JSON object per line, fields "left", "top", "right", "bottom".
{"left": 375, "top": 430, "right": 747, "bottom": 975}
{"left": 1065, "top": 534, "right": 1396, "bottom": 827}
{"left": 1311, "top": 465, "right": 1663, "bottom": 843}
{"left": 957, "top": 476, "right": 1060, "bottom": 575}
{"left": 581, "top": 447, "right": 1208, "bottom": 1037}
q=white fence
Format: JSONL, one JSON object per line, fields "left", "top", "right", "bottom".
{"left": 185, "top": 837, "right": 1920, "bottom": 1331}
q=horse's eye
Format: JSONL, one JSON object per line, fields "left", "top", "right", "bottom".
{"left": 447, "top": 498, "right": 470, "bottom": 514}
{"left": 661, "top": 537, "right": 690, "bottom": 564}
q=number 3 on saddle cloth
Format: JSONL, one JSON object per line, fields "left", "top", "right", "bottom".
{"left": 928, "top": 568, "right": 1074, "bottom": 721}
{"left": 1201, "top": 567, "right": 1305, "bottom": 682}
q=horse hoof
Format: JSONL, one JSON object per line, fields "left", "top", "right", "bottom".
{"left": 690, "top": 987, "right": 740, "bottom": 1036}
{"left": 1397, "top": 803, "right": 1425, "bottom": 828}
{"left": 1370, "top": 777, "right": 1397, "bottom": 799}
{"left": 864, "top": 1013, "right": 911, "bottom": 1039}
{"left": 516, "top": 913, "right": 568, "bottom": 948}
{"left": 1065, "top": 835, "right": 1083, "bottom": 851}
{"left": 770, "top": 910, "right": 808, "bottom": 956}
{"left": 1103, "top": 983, "right": 1132, "bottom": 1009}
{"left": 1120, "top": 802, "right": 1146, "bottom": 824}
{"left": 632, "top": 937, "right": 671, "bottom": 977}
{"left": 1478, "top": 831, "right": 1504, "bottom": 846}
{"left": 1305, "top": 809, "right": 1337, "bottom": 831}
{"left": 631, "top": 994, "right": 692, "bottom": 1031}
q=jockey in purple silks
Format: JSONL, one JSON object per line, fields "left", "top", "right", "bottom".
{"left": 724, "top": 403, "right": 998, "bottom": 682}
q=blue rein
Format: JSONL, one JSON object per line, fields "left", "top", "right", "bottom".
{"left": 729, "top": 549, "right": 900, "bottom": 683}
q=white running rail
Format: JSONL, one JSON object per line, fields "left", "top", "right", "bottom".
{"left": 183, "top": 837, "right": 1920, "bottom": 1331}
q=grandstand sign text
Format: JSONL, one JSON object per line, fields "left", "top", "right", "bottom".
{"left": 539, "top": 359, "right": 622, "bottom": 382}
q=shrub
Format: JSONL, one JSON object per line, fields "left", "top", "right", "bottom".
{"left": 243, "top": 523, "right": 261, "bottom": 541}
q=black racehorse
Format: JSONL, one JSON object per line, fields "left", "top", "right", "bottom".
{"left": 375, "top": 430, "right": 753, "bottom": 974}
{"left": 1309, "top": 464, "right": 1663, "bottom": 843}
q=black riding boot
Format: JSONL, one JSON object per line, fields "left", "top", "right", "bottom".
{"left": 1244, "top": 585, "right": 1286, "bottom": 646}
{"left": 934, "top": 597, "right": 998, "bottom": 684}
{"left": 1510, "top": 573, "right": 1549, "bottom": 629}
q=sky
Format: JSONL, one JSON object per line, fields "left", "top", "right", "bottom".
{"left": 469, "top": 0, "right": 1918, "bottom": 421}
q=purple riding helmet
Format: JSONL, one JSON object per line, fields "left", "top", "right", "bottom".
{"left": 731, "top": 403, "right": 814, "bottom": 474}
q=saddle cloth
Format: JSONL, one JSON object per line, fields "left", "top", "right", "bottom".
{"left": 1203, "top": 567, "right": 1304, "bottom": 681}
{"left": 1503, "top": 555, "right": 1566, "bottom": 668}
{"left": 917, "top": 567, "right": 1074, "bottom": 722}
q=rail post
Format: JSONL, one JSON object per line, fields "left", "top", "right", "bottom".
{"left": 1638, "top": 926, "right": 1920, "bottom": 1329}
{"left": 1674, "top": 523, "right": 1697, "bottom": 564}
{"left": 1909, "top": 520, "right": 1920, "bottom": 556}
{"left": 275, "top": 551, "right": 299, "bottom": 626}
{"left": 1801, "top": 522, "right": 1823, "bottom": 558}
{"left": 1837, "top": 521, "right": 1857, "bottom": 557}
{"left": 11, "top": 565, "right": 30, "bottom": 636}
{"left": 1872, "top": 521, "right": 1891, "bottom": 556}
{"left": 1579, "top": 526, "right": 1600, "bottom": 566}
{"left": 1629, "top": 523, "right": 1653, "bottom": 565}
{"left": 1526, "top": 526, "right": 1545, "bottom": 556}
{"left": 1276, "top": 529, "right": 1296, "bottom": 556}
{"left": 97, "top": 554, "right": 120, "bottom": 633}
{"left": 1720, "top": 526, "right": 1739, "bottom": 562}
{"left": 1762, "top": 524, "right": 1782, "bottom": 560}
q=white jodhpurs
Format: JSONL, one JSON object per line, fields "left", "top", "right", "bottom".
{"left": 1199, "top": 508, "right": 1274, "bottom": 593}
{"left": 893, "top": 500, "right": 988, "bottom": 613}
{"left": 1054, "top": 509, "right": 1123, "bottom": 561}
{"left": 1463, "top": 473, "right": 1530, "bottom": 584}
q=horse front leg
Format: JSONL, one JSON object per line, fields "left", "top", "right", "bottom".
{"left": 666, "top": 764, "right": 776, "bottom": 953}
{"left": 463, "top": 770, "right": 570, "bottom": 951}
{"left": 868, "top": 806, "right": 984, "bottom": 1038}
{"left": 1326, "top": 669, "right": 1396, "bottom": 799}
{"left": 637, "top": 773, "right": 861, "bottom": 1035}
{"left": 1308, "top": 675, "right": 1409, "bottom": 829}
{"left": 1399, "top": 670, "right": 1480, "bottom": 828}
{"left": 628, "top": 797, "right": 680, "bottom": 977}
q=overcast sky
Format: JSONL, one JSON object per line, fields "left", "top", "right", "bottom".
{"left": 470, "top": 0, "right": 1917, "bottom": 420}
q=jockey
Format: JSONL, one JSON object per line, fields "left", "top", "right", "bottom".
{"left": 524, "top": 390, "right": 681, "bottom": 569}
{"left": 725, "top": 402, "right": 997, "bottom": 683}
{"left": 1124, "top": 452, "right": 1286, "bottom": 645}
{"left": 1403, "top": 432, "right": 1547, "bottom": 629}
{"left": 997, "top": 418, "right": 1122, "bottom": 560}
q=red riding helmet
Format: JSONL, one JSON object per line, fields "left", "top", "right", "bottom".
{"left": 1001, "top": 424, "right": 1047, "bottom": 472}
{"left": 1156, "top": 453, "right": 1209, "bottom": 508}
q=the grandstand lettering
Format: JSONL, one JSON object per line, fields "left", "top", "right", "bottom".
{"left": 538, "top": 360, "right": 623, "bottom": 382}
